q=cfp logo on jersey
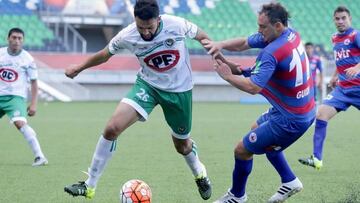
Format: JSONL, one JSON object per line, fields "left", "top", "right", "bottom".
{"left": 164, "top": 38, "right": 175, "bottom": 48}
{"left": 249, "top": 132, "right": 257, "bottom": 143}
{"left": 144, "top": 50, "right": 180, "bottom": 72}
{"left": 344, "top": 38, "right": 350, "bottom": 45}
{"left": 0, "top": 68, "right": 18, "bottom": 82}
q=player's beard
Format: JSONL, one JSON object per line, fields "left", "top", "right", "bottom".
{"left": 140, "top": 33, "right": 156, "bottom": 41}
{"left": 140, "top": 22, "right": 160, "bottom": 41}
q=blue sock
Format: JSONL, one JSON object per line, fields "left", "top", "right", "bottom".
{"left": 313, "top": 119, "right": 328, "bottom": 160}
{"left": 266, "top": 151, "right": 296, "bottom": 183}
{"left": 230, "top": 158, "right": 253, "bottom": 198}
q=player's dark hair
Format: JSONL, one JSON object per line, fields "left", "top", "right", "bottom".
{"left": 333, "top": 6, "right": 350, "bottom": 16}
{"left": 305, "top": 42, "right": 314, "bottom": 47}
{"left": 134, "top": 0, "right": 159, "bottom": 20}
{"left": 8, "top": 27, "right": 25, "bottom": 38}
{"left": 259, "top": 3, "right": 290, "bottom": 26}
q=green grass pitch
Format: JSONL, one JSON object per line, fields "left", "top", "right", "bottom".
{"left": 1, "top": 102, "right": 359, "bottom": 203}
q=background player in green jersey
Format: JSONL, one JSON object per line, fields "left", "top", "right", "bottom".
{"left": 0, "top": 28, "right": 48, "bottom": 166}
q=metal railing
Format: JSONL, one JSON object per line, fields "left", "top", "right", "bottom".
{"left": 49, "top": 21, "right": 87, "bottom": 53}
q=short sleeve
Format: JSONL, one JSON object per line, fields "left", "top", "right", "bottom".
{"left": 27, "top": 60, "right": 38, "bottom": 80}
{"left": 181, "top": 18, "right": 198, "bottom": 39}
{"left": 108, "top": 31, "right": 126, "bottom": 55}
{"left": 247, "top": 33, "right": 268, "bottom": 49}
{"left": 250, "top": 51, "right": 277, "bottom": 88}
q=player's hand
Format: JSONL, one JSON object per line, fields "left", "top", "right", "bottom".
{"left": 214, "top": 59, "right": 232, "bottom": 81}
{"left": 345, "top": 66, "right": 360, "bottom": 78}
{"left": 328, "top": 76, "right": 338, "bottom": 88}
{"left": 27, "top": 104, "right": 36, "bottom": 116}
{"left": 201, "top": 39, "right": 223, "bottom": 57}
{"left": 65, "top": 65, "right": 81, "bottom": 79}
{"left": 226, "top": 60, "right": 242, "bottom": 75}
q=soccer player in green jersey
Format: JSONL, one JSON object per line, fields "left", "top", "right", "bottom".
{"left": 63, "top": 0, "right": 225, "bottom": 200}
{"left": 0, "top": 28, "right": 48, "bottom": 166}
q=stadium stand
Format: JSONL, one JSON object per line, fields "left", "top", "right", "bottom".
{"left": 0, "top": 0, "right": 63, "bottom": 51}
{"left": 142, "top": 0, "right": 258, "bottom": 53}
{"left": 279, "top": 0, "right": 360, "bottom": 52}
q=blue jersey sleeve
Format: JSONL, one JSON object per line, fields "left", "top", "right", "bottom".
{"left": 250, "top": 51, "right": 277, "bottom": 88}
{"left": 355, "top": 31, "right": 360, "bottom": 48}
{"left": 247, "top": 33, "right": 268, "bottom": 48}
{"left": 241, "top": 67, "right": 253, "bottom": 77}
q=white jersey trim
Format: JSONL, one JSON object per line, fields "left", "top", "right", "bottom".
{"left": 11, "top": 116, "right": 27, "bottom": 123}
{"left": 121, "top": 98, "right": 148, "bottom": 121}
{"left": 171, "top": 132, "right": 190, "bottom": 140}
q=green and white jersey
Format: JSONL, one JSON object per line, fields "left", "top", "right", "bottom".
{"left": 108, "top": 14, "right": 198, "bottom": 92}
{"left": 0, "top": 47, "right": 37, "bottom": 98}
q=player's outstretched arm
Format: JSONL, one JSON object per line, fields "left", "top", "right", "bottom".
{"left": 202, "top": 37, "right": 251, "bottom": 57}
{"left": 65, "top": 46, "right": 113, "bottom": 79}
{"left": 28, "top": 80, "right": 38, "bottom": 116}
{"left": 213, "top": 59, "right": 261, "bottom": 95}
{"left": 193, "top": 29, "right": 243, "bottom": 75}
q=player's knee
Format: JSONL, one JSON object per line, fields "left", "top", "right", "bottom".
{"left": 234, "top": 141, "right": 252, "bottom": 160}
{"left": 316, "top": 109, "right": 330, "bottom": 121}
{"left": 250, "top": 122, "right": 258, "bottom": 130}
{"left": 14, "top": 120, "right": 26, "bottom": 130}
{"left": 174, "top": 140, "right": 192, "bottom": 155}
{"left": 104, "top": 123, "right": 122, "bottom": 140}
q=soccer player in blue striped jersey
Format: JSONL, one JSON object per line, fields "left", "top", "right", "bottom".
{"left": 305, "top": 42, "right": 323, "bottom": 103}
{"left": 202, "top": 3, "right": 315, "bottom": 203}
{"left": 299, "top": 6, "right": 360, "bottom": 170}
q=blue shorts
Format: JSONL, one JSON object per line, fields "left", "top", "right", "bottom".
{"left": 243, "top": 108, "right": 314, "bottom": 154}
{"left": 323, "top": 87, "right": 360, "bottom": 111}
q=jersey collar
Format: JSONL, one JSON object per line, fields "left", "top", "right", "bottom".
{"left": 7, "top": 47, "right": 22, "bottom": 56}
{"left": 337, "top": 27, "right": 354, "bottom": 36}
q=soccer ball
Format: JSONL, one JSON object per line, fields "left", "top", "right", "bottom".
{"left": 120, "top": 179, "right": 152, "bottom": 203}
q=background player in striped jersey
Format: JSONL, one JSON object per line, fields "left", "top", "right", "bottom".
{"left": 203, "top": 3, "right": 315, "bottom": 203}
{"left": 299, "top": 6, "right": 360, "bottom": 170}
{"left": 0, "top": 28, "right": 48, "bottom": 166}
{"left": 63, "top": 0, "right": 218, "bottom": 200}
{"left": 305, "top": 42, "right": 323, "bottom": 103}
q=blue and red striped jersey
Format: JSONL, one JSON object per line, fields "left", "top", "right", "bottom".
{"left": 247, "top": 28, "right": 315, "bottom": 121}
{"left": 332, "top": 27, "right": 360, "bottom": 94}
{"left": 309, "top": 55, "right": 322, "bottom": 85}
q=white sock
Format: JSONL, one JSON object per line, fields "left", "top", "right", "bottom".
{"left": 183, "top": 140, "right": 205, "bottom": 177}
{"left": 85, "top": 135, "right": 116, "bottom": 188}
{"left": 20, "top": 125, "right": 45, "bottom": 158}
